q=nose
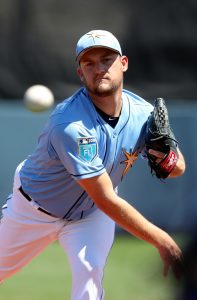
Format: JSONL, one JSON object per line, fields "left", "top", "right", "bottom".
{"left": 94, "top": 61, "right": 106, "bottom": 74}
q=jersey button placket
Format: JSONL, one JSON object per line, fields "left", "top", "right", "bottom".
{"left": 108, "top": 131, "right": 118, "bottom": 173}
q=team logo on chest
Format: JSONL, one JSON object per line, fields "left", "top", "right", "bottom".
{"left": 121, "top": 148, "right": 139, "bottom": 179}
{"left": 78, "top": 137, "right": 98, "bottom": 163}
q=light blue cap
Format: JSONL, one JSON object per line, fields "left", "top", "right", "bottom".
{"left": 76, "top": 30, "right": 122, "bottom": 61}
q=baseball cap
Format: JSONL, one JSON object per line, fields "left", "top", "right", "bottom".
{"left": 76, "top": 30, "right": 122, "bottom": 62}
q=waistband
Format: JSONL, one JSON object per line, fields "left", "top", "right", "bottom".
{"left": 18, "top": 186, "right": 57, "bottom": 218}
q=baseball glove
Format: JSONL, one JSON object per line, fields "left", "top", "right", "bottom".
{"left": 145, "top": 97, "right": 178, "bottom": 179}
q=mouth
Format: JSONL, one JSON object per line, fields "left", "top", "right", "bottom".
{"left": 95, "top": 77, "right": 109, "bottom": 83}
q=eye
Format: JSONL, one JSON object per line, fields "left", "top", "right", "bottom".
{"left": 103, "top": 57, "right": 111, "bottom": 63}
{"left": 102, "top": 55, "right": 115, "bottom": 65}
{"left": 84, "top": 61, "right": 94, "bottom": 68}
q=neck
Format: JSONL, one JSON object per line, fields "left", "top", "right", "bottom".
{"left": 88, "top": 90, "right": 122, "bottom": 117}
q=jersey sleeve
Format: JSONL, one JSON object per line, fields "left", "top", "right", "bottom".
{"left": 49, "top": 122, "right": 106, "bottom": 179}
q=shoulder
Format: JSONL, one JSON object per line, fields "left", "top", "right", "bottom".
{"left": 47, "top": 88, "right": 97, "bottom": 140}
{"left": 122, "top": 89, "right": 153, "bottom": 119}
{"left": 48, "top": 88, "right": 95, "bottom": 127}
{"left": 123, "top": 89, "right": 153, "bottom": 108}
{"left": 52, "top": 87, "right": 88, "bottom": 115}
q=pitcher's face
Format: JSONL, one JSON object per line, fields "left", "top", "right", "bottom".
{"left": 77, "top": 48, "right": 128, "bottom": 97}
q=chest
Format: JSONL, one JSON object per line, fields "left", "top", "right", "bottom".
{"left": 96, "top": 114, "right": 145, "bottom": 180}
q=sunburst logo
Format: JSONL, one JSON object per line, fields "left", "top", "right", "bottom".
{"left": 86, "top": 31, "right": 105, "bottom": 43}
{"left": 121, "top": 148, "right": 139, "bottom": 180}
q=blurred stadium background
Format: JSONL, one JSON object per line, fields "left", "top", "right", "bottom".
{"left": 0, "top": 0, "right": 197, "bottom": 233}
{"left": 0, "top": 1, "right": 197, "bottom": 299}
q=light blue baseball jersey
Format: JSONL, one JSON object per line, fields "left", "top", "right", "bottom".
{"left": 19, "top": 87, "right": 153, "bottom": 220}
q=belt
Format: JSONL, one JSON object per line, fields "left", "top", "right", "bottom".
{"left": 19, "top": 186, "right": 55, "bottom": 217}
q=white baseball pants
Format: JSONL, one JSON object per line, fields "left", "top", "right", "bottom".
{"left": 0, "top": 165, "right": 115, "bottom": 299}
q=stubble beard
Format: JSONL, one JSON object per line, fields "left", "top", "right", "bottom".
{"left": 85, "top": 79, "right": 121, "bottom": 98}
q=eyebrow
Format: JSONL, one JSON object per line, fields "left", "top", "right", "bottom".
{"left": 81, "top": 51, "right": 117, "bottom": 63}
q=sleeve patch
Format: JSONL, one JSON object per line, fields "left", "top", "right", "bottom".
{"left": 78, "top": 137, "right": 98, "bottom": 163}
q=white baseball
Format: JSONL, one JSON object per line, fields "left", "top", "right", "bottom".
{"left": 24, "top": 85, "right": 55, "bottom": 112}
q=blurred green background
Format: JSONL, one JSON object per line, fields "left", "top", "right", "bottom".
{"left": 0, "top": 235, "right": 186, "bottom": 300}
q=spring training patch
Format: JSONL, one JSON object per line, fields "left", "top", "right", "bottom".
{"left": 78, "top": 137, "right": 98, "bottom": 163}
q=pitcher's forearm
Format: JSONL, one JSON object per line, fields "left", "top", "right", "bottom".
{"left": 96, "top": 194, "right": 168, "bottom": 249}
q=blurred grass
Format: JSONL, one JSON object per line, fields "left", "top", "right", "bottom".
{"left": 0, "top": 234, "right": 184, "bottom": 300}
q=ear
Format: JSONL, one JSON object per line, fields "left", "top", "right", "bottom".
{"left": 121, "top": 56, "right": 128, "bottom": 72}
{"left": 77, "top": 67, "right": 84, "bottom": 81}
